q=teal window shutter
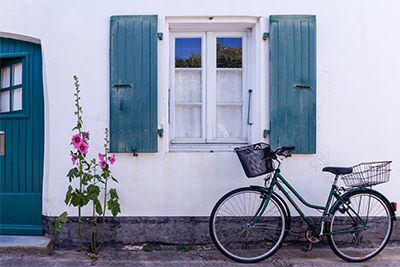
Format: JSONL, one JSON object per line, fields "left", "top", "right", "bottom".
{"left": 269, "top": 15, "right": 316, "bottom": 154}
{"left": 110, "top": 15, "right": 158, "bottom": 153}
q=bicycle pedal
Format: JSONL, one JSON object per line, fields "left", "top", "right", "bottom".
{"left": 301, "top": 243, "right": 313, "bottom": 252}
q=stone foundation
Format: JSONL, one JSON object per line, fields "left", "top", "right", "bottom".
{"left": 43, "top": 216, "right": 399, "bottom": 248}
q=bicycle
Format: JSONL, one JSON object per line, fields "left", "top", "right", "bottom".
{"left": 209, "top": 143, "right": 397, "bottom": 263}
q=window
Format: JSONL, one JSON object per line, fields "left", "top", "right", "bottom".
{"left": 170, "top": 31, "right": 249, "bottom": 149}
{"left": 0, "top": 58, "right": 24, "bottom": 114}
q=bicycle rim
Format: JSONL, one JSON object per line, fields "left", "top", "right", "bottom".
{"left": 210, "top": 188, "right": 286, "bottom": 263}
{"left": 328, "top": 191, "right": 393, "bottom": 262}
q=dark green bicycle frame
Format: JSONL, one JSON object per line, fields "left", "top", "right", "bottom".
{"left": 250, "top": 170, "right": 368, "bottom": 236}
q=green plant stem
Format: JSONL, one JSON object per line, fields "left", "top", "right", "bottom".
{"left": 101, "top": 178, "right": 108, "bottom": 246}
{"left": 78, "top": 161, "right": 84, "bottom": 250}
{"left": 91, "top": 197, "right": 97, "bottom": 253}
{"left": 74, "top": 76, "right": 85, "bottom": 250}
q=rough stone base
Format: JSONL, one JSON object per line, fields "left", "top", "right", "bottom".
{"left": 0, "top": 236, "right": 54, "bottom": 254}
{"left": 43, "top": 216, "right": 399, "bottom": 248}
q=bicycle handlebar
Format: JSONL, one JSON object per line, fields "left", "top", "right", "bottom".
{"left": 273, "top": 146, "right": 296, "bottom": 158}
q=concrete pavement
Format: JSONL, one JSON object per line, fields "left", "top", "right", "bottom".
{"left": 1, "top": 244, "right": 400, "bottom": 267}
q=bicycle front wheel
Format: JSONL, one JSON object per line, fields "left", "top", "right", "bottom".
{"left": 209, "top": 187, "right": 287, "bottom": 263}
{"left": 327, "top": 190, "right": 393, "bottom": 262}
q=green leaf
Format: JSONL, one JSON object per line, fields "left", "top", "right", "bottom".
{"left": 59, "top": 211, "right": 68, "bottom": 223}
{"left": 94, "top": 198, "right": 103, "bottom": 215}
{"left": 70, "top": 192, "right": 80, "bottom": 207}
{"left": 109, "top": 188, "right": 119, "bottom": 200}
{"left": 82, "top": 194, "right": 90, "bottom": 206}
{"left": 65, "top": 185, "right": 73, "bottom": 205}
{"left": 82, "top": 173, "right": 93, "bottom": 184}
{"left": 66, "top": 167, "right": 79, "bottom": 182}
{"left": 54, "top": 220, "right": 61, "bottom": 234}
{"left": 107, "top": 198, "right": 121, "bottom": 217}
{"left": 53, "top": 212, "right": 68, "bottom": 234}
{"left": 93, "top": 174, "right": 103, "bottom": 182}
{"left": 87, "top": 184, "right": 100, "bottom": 200}
{"left": 111, "top": 176, "right": 119, "bottom": 183}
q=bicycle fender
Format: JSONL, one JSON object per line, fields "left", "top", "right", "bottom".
{"left": 329, "top": 188, "right": 396, "bottom": 220}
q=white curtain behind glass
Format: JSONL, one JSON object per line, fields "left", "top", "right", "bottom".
{"left": 174, "top": 69, "right": 202, "bottom": 138}
{"left": 216, "top": 69, "right": 243, "bottom": 139}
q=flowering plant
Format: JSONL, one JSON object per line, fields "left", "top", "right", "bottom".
{"left": 57, "top": 76, "right": 121, "bottom": 254}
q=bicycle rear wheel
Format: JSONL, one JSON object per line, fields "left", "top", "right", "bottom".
{"left": 327, "top": 190, "right": 393, "bottom": 262}
{"left": 209, "top": 187, "right": 287, "bottom": 263}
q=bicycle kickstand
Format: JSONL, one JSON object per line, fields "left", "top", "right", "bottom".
{"left": 301, "top": 242, "right": 313, "bottom": 252}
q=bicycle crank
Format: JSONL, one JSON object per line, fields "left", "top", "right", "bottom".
{"left": 305, "top": 227, "right": 321, "bottom": 244}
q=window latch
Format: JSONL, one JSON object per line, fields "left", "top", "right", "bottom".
{"left": 247, "top": 89, "right": 253, "bottom": 125}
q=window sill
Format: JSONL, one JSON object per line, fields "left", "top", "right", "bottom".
{"left": 169, "top": 141, "right": 248, "bottom": 152}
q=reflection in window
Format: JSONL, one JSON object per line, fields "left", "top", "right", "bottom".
{"left": 217, "top": 38, "right": 242, "bottom": 68}
{"left": 175, "top": 38, "right": 202, "bottom": 68}
{"left": 0, "top": 59, "right": 23, "bottom": 113}
{"left": 216, "top": 37, "right": 243, "bottom": 140}
{"left": 1, "top": 66, "right": 10, "bottom": 88}
{"left": 0, "top": 90, "right": 10, "bottom": 112}
{"left": 12, "top": 63, "right": 23, "bottom": 85}
{"left": 174, "top": 37, "right": 203, "bottom": 138}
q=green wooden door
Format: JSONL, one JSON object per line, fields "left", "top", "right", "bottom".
{"left": 0, "top": 37, "right": 44, "bottom": 235}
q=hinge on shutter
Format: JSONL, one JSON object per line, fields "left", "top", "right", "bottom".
{"left": 263, "top": 32, "right": 269, "bottom": 41}
{"left": 157, "top": 128, "right": 164, "bottom": 137}
{"left": 263, "top": 129, "right": 270, "bottom": 138}
{"left": 157, "top": 32, "right": 163, "bottom": 40}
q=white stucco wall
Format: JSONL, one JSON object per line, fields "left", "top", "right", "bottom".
{"left": 1, "top": 0, "right": 399, "bottom": 217}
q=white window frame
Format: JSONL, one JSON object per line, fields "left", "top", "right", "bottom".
{"left": 169, "top": 31, "right": 250, "bottom": 151}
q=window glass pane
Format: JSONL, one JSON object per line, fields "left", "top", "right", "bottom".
{"left": 216, "top": 69, "right": 242, "bottom": 103}
{"left": 1, "top": 66, "right": 10, "bottom": 88}
{"left": 175, "top": 105, "right": 202, "bottom": 138}
{"left": 12, "top": 87, "right": 23, "bottom": 111}
{"left": 217, "top": 38, "right": 242, "bottom": 68}
{"left": 216, "top": 106, "right": 243, "bottom": 139}
{"left": 175, "top": 69, "right": 201, "bottom": 103}
{"left": 175, "top": 38, "right": 201, "bottom": 68}
{"left": 12, "top": 63, "right": 23, "bottom": 85}
{"left": 0, "top": 90, "right": 10, "bottom": 112}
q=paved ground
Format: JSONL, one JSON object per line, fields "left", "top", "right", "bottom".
{"left": 1, "top": 244, "right": 400, "bottom": 267}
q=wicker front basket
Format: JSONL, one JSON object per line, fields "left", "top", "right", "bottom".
{"left": 341, "top": 161, "right": 391, "bottom": 188}
{"left": 234, "top": 143, "right": 274, "bottom": 178}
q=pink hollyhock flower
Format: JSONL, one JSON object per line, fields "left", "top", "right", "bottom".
{"left": 109, "top": 154, "right": 116, "bottom": 165}
{"left": 99, "top": 160, "right": 107, "bottom": 169}
{"left": 71, "top": 133, "right": 83, "bottom": 149}
{"left": 70, "top": 153, "right": 78, "bottom": 165}
{"left": 98, "top": 153, "right": 105, "bottom": 161}
{"left": 78, "top": 142, "right": 89, "bottom": 155}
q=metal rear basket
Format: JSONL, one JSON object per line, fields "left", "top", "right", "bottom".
{"left": 234, "top": 143, "right": 274, "bottom": 178}
{"left": 341, "top": 161, "right": 392, "bottom": 188}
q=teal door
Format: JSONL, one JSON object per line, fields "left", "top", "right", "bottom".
{"left": 0, "top": 37, "right": 44, "bottom": 235}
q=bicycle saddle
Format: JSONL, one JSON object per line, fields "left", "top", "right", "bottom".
{"left": 322, "top": 166, "right": 352, "bottom": 175}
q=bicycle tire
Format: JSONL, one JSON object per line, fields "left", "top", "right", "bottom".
{"left": 209, "top": 187, "right": 287, "bottom": 263}
{"left": 327, "top": 189, "right": 393, "bottom": 262}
